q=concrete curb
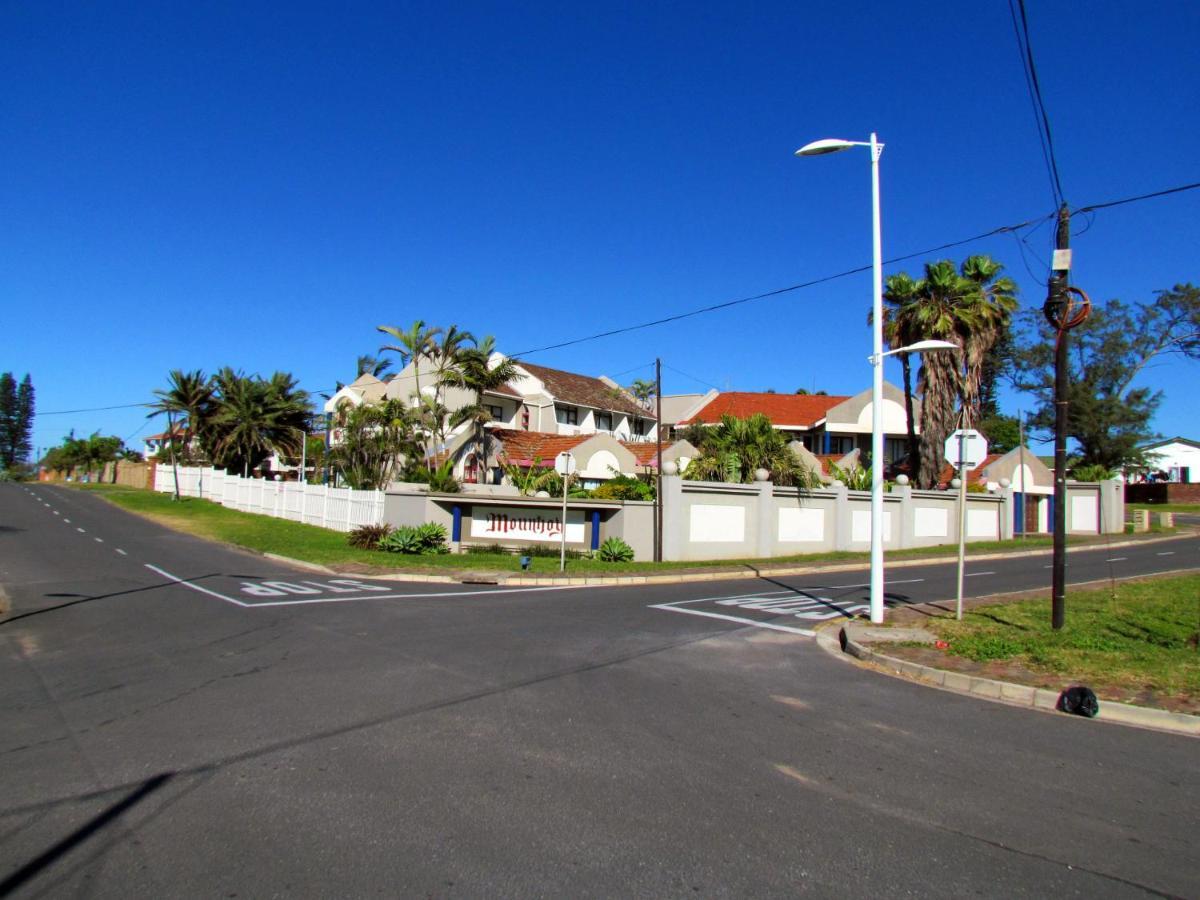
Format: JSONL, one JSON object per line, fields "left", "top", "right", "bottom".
{"left": 262, "top": 529, "right": 1193, "bottom": 587}
{"left": 820, "top": 626, "right": 1199, "bottom": 738}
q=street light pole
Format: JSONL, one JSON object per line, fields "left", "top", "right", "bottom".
{"left": 867, "top": 132, "right": 886, "bottom": 624}
{"left": 796, "top": 133, "right": 963, "bottom": 625}
{"left": 796, "top": 132, "right": 887, "bottom": 623}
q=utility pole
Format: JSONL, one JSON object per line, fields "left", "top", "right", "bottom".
{"left": 655, "top": 357, "right": 663, "bottom": 562}
{"left": 1044, "top": 203, "right": 1071, "bottom": 630}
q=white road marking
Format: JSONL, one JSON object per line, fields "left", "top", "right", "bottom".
{"left": 115, "top": 549, "right": 128, "bottom": 556}
{"left": 1106, "top": 557, "right": 1127, "bottom": 562}
{"left": 76, "top": 527, "right": 86, "bottom": 533}
{"left": 94, "top": 537, "right": 104, "bottom": 543}
{"left": 63, "top": 519, "right": 71, "bottom": 523}
{"left": 145, "top": 564, "right": 251, "bottom": 607}
{"left": 649, "top": 602, "right": 816, "bottom": 635}
{"left": 53, "top": 511, "right": 60, "bottom": 516}
{"left": 1157, "top": 551, "right": 1175, "bottom": 556}
{"left": 964, "top": 571, "right": 996, "bottom": 577}
{"left": 144, "top": 564, "right": 581, "bottom": 608}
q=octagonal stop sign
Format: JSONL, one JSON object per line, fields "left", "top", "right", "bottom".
{"left": 945, "top": 429, "right": 988, "bottom": 471}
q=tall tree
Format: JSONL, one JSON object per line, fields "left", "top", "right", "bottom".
{"left": 207, "top": 368, "right": 312, "bottom": 476}
{"left": 876, "top": 255, "right": 1018, "bottom": 487}
{"left": 356, "top": 354, "right": 393, "bottom": 379}
{"left": 329, "top": 399, "right": 420, "bottom": 490}
{"left": 440, "top": 336, "right": 522, "bottom": 484}
{"left": 1009, "top": 284, "right": 1200, "bottom": 470}
{"left": 148, "top": 369, "right": 214, "bottom": 463}
{"left": 378, "top": 320, "right": 441, "bottom": 402}
{"left": 15, "top": 374, "right": 34, "bottom": 466}
{"left": 0, "top": 373, "right": 34, "bottom": 469}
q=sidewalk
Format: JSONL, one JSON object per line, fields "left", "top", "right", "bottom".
{"left": 814, "top": 606, "right": 1200, "bottom": 738}
{"left": 269, "top": 530, "right": 1195, "bottom": 587}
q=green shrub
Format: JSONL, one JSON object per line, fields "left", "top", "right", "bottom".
{"left": 598, "top": 536, "right": 635, "bottom": 563}
{"left": 591, "top": 476, "right": 654, "bottom": 501}
{"left": 518, "top": 543, "right": 585, "bottom": 559}
{"left": 347, "top": 522, "right": 392, "bottom": 550}
{"left": 378, "top": 522, "right": 449, "bottom": 554}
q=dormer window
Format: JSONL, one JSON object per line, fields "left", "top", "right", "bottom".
{"left": 486, "top": 404, "right": 504, "bottom": 422}
{"left": 596, "top": 412, "right": 613, "bottom": 431}
{"left": 556, "top": 406, "right": 578, "bottom": 426}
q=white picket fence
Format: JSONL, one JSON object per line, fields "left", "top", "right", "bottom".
{"left": 153, "top": 465, "right": 384, "bottom": 533}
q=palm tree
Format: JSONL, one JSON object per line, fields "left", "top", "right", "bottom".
{"left": 378, "top": 320, "right": 441, "bottom": 403}
{"left": 683, "top": 414, "right": 816, "bottom": 488}
{"left": 628, "top": 379, "right": 656, "bottom": 409}
{"left": 879, "top": 273, "right": 922, "bottom": 479}
{"left": 440, "top": 336, "right": 523, "bottom": 484}
{"left": 356, "top": 354, "right": 393, "bottom": 379}
{"left": 148, "top": 369, "right": 214, "bottom": 463}
{"left": 959, "top": 255, "right": 1019, "bottom": 420}
{"left": 208, "top": 369, "right": 312, "bottom": 477}
{"left": 879, "top": 255, "right": 1018, "bottom": 487}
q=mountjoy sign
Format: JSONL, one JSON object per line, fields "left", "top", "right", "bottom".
{"left": 471, "top": 506, "right": 586, "bottom": 544}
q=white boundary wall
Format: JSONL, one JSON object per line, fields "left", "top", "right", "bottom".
{"left": 154, "top": 466, "right": 383, "bottom": 533}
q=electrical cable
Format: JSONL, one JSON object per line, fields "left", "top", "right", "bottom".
{"left": 32, "top": 182, "right": 1200, "bottom": 418}
{"left": 1073, "top": 181, "right": 1200, "bottom": 214}
{"left": 661, "top": 364, "right": 722, "bottom": 392}
{"left": 1007, "top": 0, "right": 1062, "bottom": 208}
{"left": 514, "top": 215, "right": 1055, "bottom": 357}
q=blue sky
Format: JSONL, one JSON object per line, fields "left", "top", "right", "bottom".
{"left": 4, "top": 1, "right": 1197, "bottom": 456}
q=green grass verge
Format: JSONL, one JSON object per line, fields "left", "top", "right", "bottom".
{"left": 928, "top": 577, "right": 1200, "bottom": 701}
{"left": 1128, "top": 502, "right": 1200, "bottom": 514}
{"left": 73, "top": 483, "right": 1126, "bottom": 575}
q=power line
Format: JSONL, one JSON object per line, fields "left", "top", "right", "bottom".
{"left": 1010, "top": 0, "right": 1066, "bottom": 207}
{"left": 514, "top": 215, "right": 1052, "bottom": 357}
{"left": 662, "top": 364, "right": 722, "bottom": 392}
{"left": 1074, "top": 181, "right": 1200, "bottom": 214}
{"left": 36, "top": 402, "right": 152, "bottom": 417}
{"left": 514, "top": 179, "right": 1198, "bottom": 359}
{"left": 1007, "top": 0, "right": 1061, "bottom": 208}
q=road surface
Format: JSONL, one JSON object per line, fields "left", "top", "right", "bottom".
{"left": 2, "top": 483, "right": 1197, "bottom": 897}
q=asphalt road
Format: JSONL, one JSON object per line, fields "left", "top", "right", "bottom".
{"left": 2, "top": 483, "right": 1198, "bottom": 898}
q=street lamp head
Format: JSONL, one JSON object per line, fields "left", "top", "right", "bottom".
{"left": 901, "top": 339, "right": 958, "bottom": 353}
{"left": 794, "top": 138, "right": 859, "bottom": 157}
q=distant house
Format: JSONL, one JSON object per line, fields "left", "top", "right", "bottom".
{"left": 671, "top": 382, "right": 921, "bottom": 467}
{"left": 938, "top": 446, "right": 1054, "bottom": 533}
{"left": 1129, "top": 437, "right": 1200, "bottom": 484}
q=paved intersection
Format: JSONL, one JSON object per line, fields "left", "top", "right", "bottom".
{"left": 2, "top": 483, "right": 1198, "bottom": 897}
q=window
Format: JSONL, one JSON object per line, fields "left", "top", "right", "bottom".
{"left": 556, "top": 406, "right": 578, "bottom": 426}
{"left": 596, "top": 412, "right": 613, "bottom": 431}
{"left": 486, "top": 404, "right": 504, "bottom": 422}
{"left": 827, "top": 435, "right": 854, "bottom": 456}
{"left": 520, "top": 407, "right": 530, "bottom": 430}
{"left": 885, "top": 438, "right": 908, "bottom": 463}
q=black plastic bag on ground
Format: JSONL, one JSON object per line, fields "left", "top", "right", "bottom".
{"left": 1058, "top": 685, "right": 1100, "bottom": 718}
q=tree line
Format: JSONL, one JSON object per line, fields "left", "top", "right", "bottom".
{"left": 0, "top": 372, "right": 35, "bottom": 472}
{"left": 879, "top": 256, "right": 1197, "bottom": 487}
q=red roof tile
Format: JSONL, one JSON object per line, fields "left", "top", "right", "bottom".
{"left": 680, "top": 392, "right": 849, "bottom": 427}
{"left": 937, "top": 453, "right": 1004, "bottom": 487}
{"left": 620, "top": 441, "right": 669, "bottom": 466}
{"left": 490, "top": 429, "right": 592, "bottom": 466}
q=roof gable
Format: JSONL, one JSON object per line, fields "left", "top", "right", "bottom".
{"left": 515, "top": 362, "right": 651, "bottom": 419}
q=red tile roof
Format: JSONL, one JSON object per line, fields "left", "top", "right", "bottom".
{"left": 620, "top": 441, "right": 670, "bottom": 467}
{"left": 937, "top": 453, "right": 1004, "bottom": 488}
{"left": 680, "top": 392, "right": 849, "bottom": 427}
{"left": 490, "top": 429, "right": 592, "bottom": 466}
